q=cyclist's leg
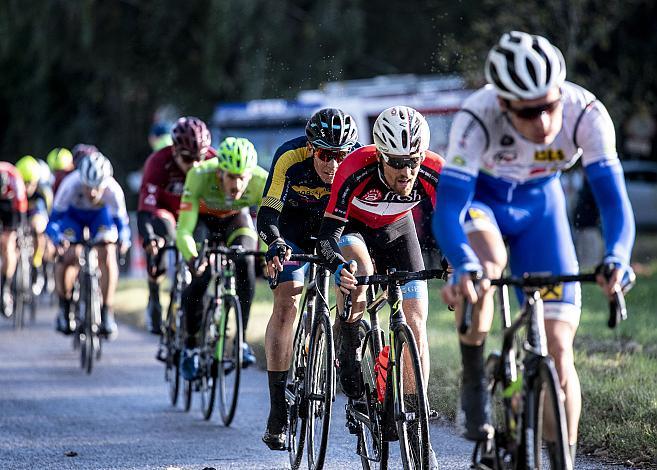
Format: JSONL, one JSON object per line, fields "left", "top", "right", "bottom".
{"left": 457, "top": 202, "right": 507, "bottom": 441}
{"left": 263, "top": 248, "right": 305, "bottom": 446}
{"left": 90, "top": 207, "right": 120, "bottom": 337}
{"left": 336, "top": 229, "right": 374, "bottom": 399}
{"left": 146, "top": 210, "right": 176, "bottom": 333}
{"left": 507, "top": 178, "right": 581, "bottom": 451}
{"left": 29, "top": 202, "right": 49, "bottom": 294}
{"left": 225, "top": 209, "right": 258, "bottom": 339}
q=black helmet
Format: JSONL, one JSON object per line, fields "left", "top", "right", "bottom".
{"left": 305, "top": 108, "right": 358, "bottom": 150}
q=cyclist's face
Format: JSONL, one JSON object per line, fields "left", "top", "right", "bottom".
{"left": 220, "top": 170, "right": 252, "bottom": 200}
{"left": 24, "top": 180, "right": 38, "bottom": 197}
{"left": 173, "top": 151, "right": 199, "bottom": 174}
{"left": 378, "top": 152, "right": 424, "bottom": 196}
{"left": 309, "top": 144, "right": 346, "bottom": 184}
{"left": 82, "top": 184, "right": 104, "bottom": 203}
{"left": 501, "top": 87, "right": 563, "bottom": 144}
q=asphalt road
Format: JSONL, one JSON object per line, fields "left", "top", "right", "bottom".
{"left": 0, "top": 307, "right": 622, "bottom": 470}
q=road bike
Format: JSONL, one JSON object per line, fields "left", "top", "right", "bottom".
{"left": 283, "top": 253, "right": 335, "bottom": 470}
{"left": 343, "top": 267, "right": 448, "bottom": 470}
{"left": 461, "top": 267, "right": 631, "bottom": 470}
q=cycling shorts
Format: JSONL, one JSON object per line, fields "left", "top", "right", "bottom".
{"left": 338, "top": 213, "right": 427, "bottom": 301}
{"left": 58, "top": 206, "right": 118, "bottom": 244}
{"left": 463, "top": 175, "right": 581, "bottom": 325}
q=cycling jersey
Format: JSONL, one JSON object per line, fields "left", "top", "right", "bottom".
{"left": 46, "top": 171, "right": 130, "bottom": 245}
{"left": 176, "top": 158, "right": 267, "bottom": 261}
{"left": 433, "top": 82, "right": 635, "bottom": 323}
{"left": 27, "top": 181, "right": 53, "bottom": 218}
{"left": 325, "top": 145, "right": 443, "bottom": 229}
{"left": 259, "top": 136, "right": 362, "bottom": 252}
{"left": 0, "top": 162, "right": 27, "bottom": 230}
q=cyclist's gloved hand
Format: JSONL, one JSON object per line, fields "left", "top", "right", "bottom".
{"left": 265, "top": 239, "right": 291, "bottom": 279}
{"left": 596, "top": 255, "right": 636, "bottom": 298}
{"left": 442, "top": 261, "right": 484, "bottom": 306}
{"left": 334, "top": 260, "right": 357, "bottom": 294}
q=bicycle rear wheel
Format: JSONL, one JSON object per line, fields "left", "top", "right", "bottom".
{"left": 393, "top": 323, "right": 430, "bottom": 470}
{"left": 358, "top": 323, "right": 389, "bottom": 470}
{"left": 217, "top": 294, "right": 243, "bottom": 426}
{"left": 305, "top": 312, "right": 333, "bottom": 470}
{"left": 523, "top": 357, "right": 572, "bottom": 470}
{"left": 287, "top": 307, "right": 308, "bottom": 470}
{"left": 200, "top": 303, "right": 218, "bottom": 420}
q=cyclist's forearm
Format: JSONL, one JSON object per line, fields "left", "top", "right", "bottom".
{"left": 137, "top": 210, "right": 157, "bottom": 244}
{"left": 256, "top": 205, "right": 282, "bottom": 245}
{"left": 316, "top": 215, "right": 347, "bottom": 271}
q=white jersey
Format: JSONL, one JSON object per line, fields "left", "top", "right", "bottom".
{"left": 445, "top": 82, "right": 617, "bottom": 183}
{"left": 52, "top": 170, "right": 128, "bottom": 223}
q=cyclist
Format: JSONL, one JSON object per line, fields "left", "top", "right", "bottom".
{"left": 432, "top": 31, "right": 635, "bottom": 465}
{"left": 46, "top": 152, "right": 131, "bottom": 339}
{"left": 176, "top": 136, "right": 267, "bottom": 380}
{"left": 258, "top": 108, "right": 360, "bottom": 450}
{"left": 0, "top": 162, "right": 28, "bottom": 318}
{"left": 315, "top": 106, "right": 443, "bottom": 467}
{"left": 16, "top": 155, "right": 54, "bottom": 295}
{"left": 137, "top": 116, "right": 215, "bottom": 335}
{"left": 47, "top": 147, "right": 74, "bottom": 194}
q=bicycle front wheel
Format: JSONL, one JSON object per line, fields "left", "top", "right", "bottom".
{"left": 165, "top": 296, "right": 181, "bottom": 407}
{"left": 393, "top": 323, "right": 430, "bottom": 470}
{"left": 287, "top": 307, "right": 308, "bottom": 470}
{"left": 305, "top": 312, "right": 333, "bottom": 470}
{"left": 217, "top": 294, "right": 243, "bottom": 426}
{"left": 200, "top": 303, "right": 218, "bottom": 421}
{"left": 523, "top": 357, "right": 572, "bottom": 470}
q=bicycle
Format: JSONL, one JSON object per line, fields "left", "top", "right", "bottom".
{"left": 149, "top": 244, "right": 190, "bottom": 408}
{"left": 69, "top": 234, "right": 104, "bottom": 374}
{"left": 192, "top": 238, "right": 264, "bottom": 426}
{"left": 343, "top": 267, "right": 448, "bottom": 470}
{"left": 460, "top": 267, "right": 630, "bottom": 470}
{"left": 281, "top": 252, "right": 335, "bottom": 470}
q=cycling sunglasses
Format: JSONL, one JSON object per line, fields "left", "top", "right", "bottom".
{"left": 313, "top": 147, "right": 349, "bottom": 163}
{"left": 380, "top": 152, "right": 423, "bottom": 170}
{"left": 506, "top": 96, "right": 562, "bottom": 120}
{"left": 176, "top": 148, "right": 206, "bottom": 163}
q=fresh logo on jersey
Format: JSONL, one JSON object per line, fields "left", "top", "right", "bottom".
{"left": 291, "top": 185, "right": 330, "bottom": 199}
{"left": 534, "top": 149, "right": 565, "bottom": 162}
{"left": 362, "top": 188, "right": 383, "bottom": 202}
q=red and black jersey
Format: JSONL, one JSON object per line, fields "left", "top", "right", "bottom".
{"left": 138, "top": 145, "right": 216, "bottom": 219}
{"left": 325, "top": 145, "right": 443, "bottom": 229}
{"left": 0, "top": 162, "right": 28, "bottom": 213}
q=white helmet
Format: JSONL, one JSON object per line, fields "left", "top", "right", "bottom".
{"left": 79, "top": 152, "right": 113, "bottom": 189}
{"left": 373, "top": 106, "right": 430, "bottom": 156}
{"left": 485, "top": 31, "right": 566, "bottom": 100}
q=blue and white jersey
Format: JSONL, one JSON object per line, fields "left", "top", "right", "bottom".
{"left": 444, "top": 82, "right": 617, "bottom": 183}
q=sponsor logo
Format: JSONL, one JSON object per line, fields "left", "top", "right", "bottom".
{"left": 179, "top": 201, "right": 192, "bottom": 211}
{"left": 362, "top": 188, "right": 383, "bottom": 202}
{"left": 540, "top": 283, "right": 563, "bottom": 301}
{"left": 144, "top": 194, "right": 156, "bottom": 206}
{"left": 501, "top": 135, "right": 514, "bottom": 146}
{"left": 467, "top": 207, "right": 489, "bottom": 220}
{"left": 451, "top": 155, "right": 467, "bottom": 167}
{"left": 534, "top": 149, "right": 565, "bottom": 162}
{"left": 493, "top": 150, "right": 518, "bottom": 163}
{"left": 147, "top": 183, "right": 157, "bottom": 194}
{"left": 291, "top": 185, "right": 331, "bottom": 199}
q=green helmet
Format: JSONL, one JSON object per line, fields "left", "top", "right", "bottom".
{"left": 46, "top": 147, "right": 73, "bottom": 171}
{"left": 217, "top": 137, "right": 258, "bottom": 174}
{"left": 16, "top": 155, "right": 42, "bottom": 183}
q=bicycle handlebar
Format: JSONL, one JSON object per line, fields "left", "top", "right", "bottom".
{"left": 267, "top": 252, "right": 327, "bottom": 290}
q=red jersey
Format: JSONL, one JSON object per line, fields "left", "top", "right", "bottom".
{"left": 0, "top": 162, "right": 28, "bottom": 213}
{"left": 53, "top": 169, "right": 73, "bottom": 195}
{"left": 138, "top": 145, "right": 216, "bottom": 219}
{"left": 325, "top": 145, "right": 443, "bottom": 229}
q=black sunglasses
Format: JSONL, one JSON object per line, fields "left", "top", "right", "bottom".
{"left": 313, "top": 147, "right": 349, "bottom": 163}
{"left": 506, "top": 96, "right": 562, "bottom": 120}
{"left": 177, "top": 148, "right": 205, "bottom": 163}
{"left": 380, "top": 152, "right": 423, "bottom": 169}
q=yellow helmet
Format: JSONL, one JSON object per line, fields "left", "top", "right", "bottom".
{"left": 46, "top": 147, "right": 73, "bottom": 171}
{"left": 16, "top": 155, "right": 42, "bottom": 183}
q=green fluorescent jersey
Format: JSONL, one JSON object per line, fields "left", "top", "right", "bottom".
{"left": 176, "top": 158, "right": 268, "bottom": 260}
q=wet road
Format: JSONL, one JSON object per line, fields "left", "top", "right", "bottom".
{"left": 0, "top": 309, "right": 622, "bottom": 469}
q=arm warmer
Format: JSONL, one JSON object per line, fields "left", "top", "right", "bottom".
{"left": 137, "top": 210, "right": 156, "bottom": 244}
{"left": 431, "top": 169, "right": 481, "bottom": 269}
{"left": 256, "top": 206, "right": 282, "bottom": 246}
{"left": 585, "top": 159, "right": 635, "bottom": 265}
{"left": 315, "top": 215, "right": 348, "bottom": 272}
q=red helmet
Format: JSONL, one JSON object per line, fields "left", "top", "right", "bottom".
{"left": 171, "top": 116, "right": 211, "bottom": 161}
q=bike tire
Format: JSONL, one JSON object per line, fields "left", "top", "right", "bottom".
{"left": 523, "top": 357, "right": 572, "bottom": 470}
{"left": 287, "top": 304, "right": 308, "bottom": 470}
{"left": 165, "top": 292, "right": 181, "bottom": 407}
{"left": 183, "top": 379, "right": 193, "bottom": 412}
{"left": 358, "top": 322, "right": 389, "bottom": 470}
{"left": 305, "top": 312, "right": 333, "bottom": 470}
{"left": 393, "top": 323, "right": 430, "bottom": 470}
{"left": 84, "top": 277, "right": 94, "bottom": 375}
{"left": 200, "top": 302, "right": 218, "bottom": 421}
{"left": 217, "top": 294, "right": 243, "bottom": 426}
{"left": 12, "top": 254, "right": 27, "bottom": 330}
